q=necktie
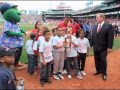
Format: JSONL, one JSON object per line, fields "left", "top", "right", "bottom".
{"left": 97, "top": 24, "right": 101, "bottom": 33}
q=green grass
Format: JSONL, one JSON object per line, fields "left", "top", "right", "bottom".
{"left": 20, "top": 38, "right": 29, "bottom": 63}
{"left": 20, "top": 24, "right": 34, "bottom": 31}
{"left": 18, "top": 24, "right": 120, "bottom": 63}
{"left": 112, "top": 38, "right": 120, "bottom": 50}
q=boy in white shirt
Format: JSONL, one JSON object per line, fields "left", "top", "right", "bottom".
{"left": 39, "top": 29, "right": 53, "bottom": 87}
{"left": 65, "top": 27, "right": 82, "bottom": 79}
{"left": 33, "top": 26, "right": 46, "bottom": 54}
{"left": 77, "top": 30, "right": 90, "bottom": 76}
{"left": 25, "top": 33, "right": 37, "bottom": 75}
{"left": 52, "top": 27, "right": 65, "bottom": 80}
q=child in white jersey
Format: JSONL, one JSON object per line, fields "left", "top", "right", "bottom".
{"left": 77, "top": 30, "right": 90, "bottom": 76}
{"left": 52, "top": 27, "right": 65, "bottom": 80}
{"left": 65, "top": 27, "right": 82, "bottom": 80}
{"left": 39, "top": 29, "right": 53, "bottom": 87}
{"left": 25, "top": 33, "right": 37, "bottom": 75}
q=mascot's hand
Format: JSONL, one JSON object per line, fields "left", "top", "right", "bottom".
{"left": 20, "top": 29, "right": 25, "bottom": 33}
{"left": 19, "top": 33, "right": 24, "bottom": 37}
{"left": 5, "top": 31, "right": 24, "bottom": 37}
{"left": 20, "top": 29, "right": 26, "bottom": 36}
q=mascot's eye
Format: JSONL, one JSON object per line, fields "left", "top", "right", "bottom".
{"left": 14, "top": 7, "right": 17, "bottom": 10}
{"left": 18, "top": 13, "right": 21, "bottom": 15}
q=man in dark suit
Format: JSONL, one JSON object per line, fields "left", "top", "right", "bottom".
{"left": 91, "top": 13, "right": 114, "bottom": 80}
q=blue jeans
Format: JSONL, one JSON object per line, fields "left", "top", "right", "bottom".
{"left": 27, "top": 54, "right": 37, "bottom": 74}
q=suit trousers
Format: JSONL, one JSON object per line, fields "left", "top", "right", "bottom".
{"left": 94, "top": 50, "right": 107, "bottom": 75}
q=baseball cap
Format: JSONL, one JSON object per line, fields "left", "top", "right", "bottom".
{"left": 0, "top": 3, "right": 18, "bottom": 15}
{"left": 0, "top": 47, "right": 17, "bottom": 58}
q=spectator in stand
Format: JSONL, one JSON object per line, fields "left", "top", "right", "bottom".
{"left": 31, "top": 21, "right": 43, "bottom": 41}
{"left": 78, "top": 19, "right": 84, "bottom": 30}
{"left": 58, "top": 17, "right": 70, "bottom": 31}
{"left": 73, "top": 19, "right": 81, "bottom": 38}
{"left": 113, "top": 22, "right": 119, "bottom": 37}
{"left": 82, "top": 21, "right": 87, "bottom": 34}
{"left": 69, "top": 18, "right": 81, "bottom": 36}
{"left": 67, "top": 21, "right": 75, "bottom": 35}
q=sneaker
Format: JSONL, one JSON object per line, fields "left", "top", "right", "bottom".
{"left": 62, "top": 70, "right": 67, "bottom": 74}
{"left": 68, "top": 75, "right": 72, "bottom": 79}
{"left": 54, "top": 75, "right": 60, "bottom": 80}
{"left": 76, "top": 75, "right": 82, "bottom": 80}
{"left": 78, "top": 71, "right": 82, "bottom": 76}
{"left": 58, "top": 74, "right": 64, "bottom": 80}
{"left": 81, "top": 71, "right": 87, "bottom": 76}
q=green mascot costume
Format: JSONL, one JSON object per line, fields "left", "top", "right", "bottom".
{"left": 0, "top": 3, "right": 26, "bottom": 69}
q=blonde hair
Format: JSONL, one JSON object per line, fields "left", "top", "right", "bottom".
{"left": 96, "top": 13, "right": 105, "bottom": 19}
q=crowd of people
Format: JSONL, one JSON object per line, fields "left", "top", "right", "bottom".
{"left": 45, "top": 16, "right": 120, "bottom": 39}
{"left": 107, "top": 18, "right": 120, "bottom": 37}
{"left": 24, "top": 13, "right": 114, "bottom": 87}
{"left": 0, "top": 12, "right": 115, "bottom": 88}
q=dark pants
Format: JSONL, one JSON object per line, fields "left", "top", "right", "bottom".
{"left": 114, "top": 30, "right": 119, "bottom": 37}
{"left": 64, "top": 60, "right": 74, "bottom": 70}
{"left": 27, "top": 54, "right": 37, "bottom": 74}
{"left": 34, "top": 56, "right": 38, "bottom": 67}
{"left": 94, "top": 50, "right": 107, "bottom": 75}
{"left": 14, "top": 47, "right": 23, "bottom": 64}
{"left": 63, "top": 60, "right": 67, "bottom": 70}
{"left": 66, "top": 57, "right": 79, "bottom": 75}
{"left": 40, "top": 62, "right": 51, "bottom": 83}
{"left": 78, "top": 53, "right": 87, "bottom": 71}
{"left": 51, "top": 61, "right": 54, "bottom": 73}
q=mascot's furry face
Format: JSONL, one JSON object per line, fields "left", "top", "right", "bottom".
{"left": 0, "top": 3, "right": 21, "bottom": 23}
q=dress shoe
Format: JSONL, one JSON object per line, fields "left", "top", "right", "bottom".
{"left": 40, "top": 82, "right": 45, "bottom": 87}
{"left": 93, "top": 72, "right": 101, "bottom": 75}
{"left": 102, "top": 75, "right": 107, "bottom": 80}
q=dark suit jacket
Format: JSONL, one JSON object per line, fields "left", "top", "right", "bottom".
{"left": 91, "top": 22, "right": 114, "bottom": 51}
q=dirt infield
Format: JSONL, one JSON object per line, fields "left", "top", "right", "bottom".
{"left": 15, "top": 49, "right": 120, "bottom": 89}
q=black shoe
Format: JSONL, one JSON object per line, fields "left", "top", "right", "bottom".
{"left": 93, "top": 72, "right": 101, "bottom": 75}
{"left": 40, "top": 82, "right": 45, "bottom": 87}
{"left": 102, "top": 75, "right": 107, "bottom": 80}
